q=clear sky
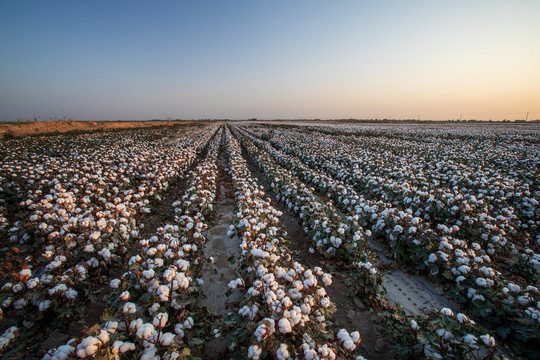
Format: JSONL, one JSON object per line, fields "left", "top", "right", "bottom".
{"left": 1, "top": 0, "right": 539, "bottom": 121}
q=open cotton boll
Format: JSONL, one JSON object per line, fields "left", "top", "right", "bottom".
{"left": 159, "top": 332, "right": 175, "bottom": 346}
{"left": 46, "top": 343, "right": 75, "bottom": 360}
{"left": 278, "top": 318, "right": 292, "bottom": 333}
{"left": 136, "top": 323, "right": 155, "bottom": 340}
{"left": 248, "top": 345, "right": 262, "bottom": 360}
{"left": 276, "top": 344, "right": 290, "bottom": 360}
{"left": 122, "top": 302, "right": 137, "bottom": 314}
{"left": 110, "top": 279, "right": 121, "bottom": 289}
{"left": 76, "top": 336, "right": 100, "bottom": 357}
{"left": 112, "top": 340, "right": 136, "bottom": 354}
{"left": 153, "top": 312, "right": 169, "bottom": 328}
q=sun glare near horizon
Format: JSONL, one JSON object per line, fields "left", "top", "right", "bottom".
{"left": 0, "top": 0, "right": 539, "bottom": 121}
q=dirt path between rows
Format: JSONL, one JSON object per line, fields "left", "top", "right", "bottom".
{"left": 239, "top": 144, "right": 395, "bottom": 359}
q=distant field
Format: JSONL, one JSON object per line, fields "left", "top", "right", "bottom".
{"left": 0, "top": 120, "right": 196, "bottom": 138}
{"left": 0, "top": 122, "right": 538, "bottom": 359}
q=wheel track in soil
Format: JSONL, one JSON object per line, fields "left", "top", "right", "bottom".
{"left": 198, "top": 145, "right": 242, "bottom": 359}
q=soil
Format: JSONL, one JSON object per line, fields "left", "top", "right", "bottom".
{"left": 0, "top": 120, "right": 196, "bottom": 138}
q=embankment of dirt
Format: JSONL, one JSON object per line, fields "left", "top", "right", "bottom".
{"left": 0, "top": 120, "right": 197, "bottom": 138}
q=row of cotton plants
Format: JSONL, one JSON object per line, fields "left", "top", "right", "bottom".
{"left": 244, "top": 124, "right": 539, "bottom": 358}
{"left": 0, "top": 126, "right": 219, "bottom": 356}
{"left": 231, "top": 128, "right": 384, "bottom": 305}
{"left": 223, "top": 126, "right": 365, "bottom": 360}
{"left": 235, "top": 126, "right": 517, "bottom": 359}
{"left": 260, "top": 126, "right": 539, "bottom": 264}
{"left": 43, "top": 128, "right": 223, "bottom": 359}
{"left": 250, "top": 125, "right": 540, "bottom": 285}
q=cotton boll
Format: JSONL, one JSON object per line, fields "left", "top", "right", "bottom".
{"left": 276, "top": 344, "right": 290, "bottom": 360}
{"left": 122, "top": 302, "right": 137, "bottom": 314}
{"left": 130, "top": 319, "right": 143, "bottom": 331}
{"left": 278, "top": 318, "right": 292, "bottom": 333}
{"left": 248, "top": 345, "right": 262, "bottom": 360}
{"left": 321, "top": 273, "right": 332, "bottom": 286}
{"left": 480, "top": 334, "right": 496, "bottom": 347}
{"left": 136, "top": 323, "right": 155, "bottom": 340}
{"left": 159, "top": 332, "right": 176, "bottom": 346}
{"left": 97, "top": 330, "right": 110, "bottom": 345}
{"left": 112, "top": 340, "right": 136, "bottom": 354}
{"left": 153, "top": 312, "right": 169, "bottom": 328}
{"left": 76, "top": 336, "right": 100, "bottom": 357}
{"left": 110, "top": 279, "right": 121, "bottom": 289}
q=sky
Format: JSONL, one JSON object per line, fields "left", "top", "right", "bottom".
{"left": 1, "top": 0, "right": 539, "bottom": 121}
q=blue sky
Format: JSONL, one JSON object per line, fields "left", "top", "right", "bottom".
{"left": 1, "top": 0, "right": 539, "bottom": 121}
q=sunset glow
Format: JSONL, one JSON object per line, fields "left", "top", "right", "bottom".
{"left": 1, "top": 0, "right": 539, "bottom": 121}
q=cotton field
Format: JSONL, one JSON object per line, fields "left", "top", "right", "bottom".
{"left": 0, "top": 122, "right": 538, "bottom": 359}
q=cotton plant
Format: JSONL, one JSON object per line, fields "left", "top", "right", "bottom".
{"left": 222, "top": 127, "right": 365, "bottom": 359}
{"left": 29, "top": 128, "right": 222, "bottom": 358}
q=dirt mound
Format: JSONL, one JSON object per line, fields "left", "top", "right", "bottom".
{"left": 0, "top": 120, "right": 196, "bottom": 138}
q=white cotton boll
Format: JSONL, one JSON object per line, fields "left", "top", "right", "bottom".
{"left": 480, "top": 334, "right": 496, "bottom": 347}
{"left": 343, "top": 339, "right": 356, "bottom": 351}
{"left": 153, "top": 312, "right": 169, "bottom": 328}
{"left": 19, "top": 269, "right": 32, "bottom": 277}
{"left": 440, "top": 308, "right": 454, "bottom": 317}
{"left": 278, "top": 318, "right": 292, "bottom": 333}
{"left": 140, "top": 347, "right": 158, "bottom": 360}
{"left": 48, "top": 344, "right": 75, "bottom": 360}
{"left": 130, "top": 319, "right": 143, "bottom": 331}
{"left": 350, "top": 331, "right": 361, "bottom": 343}
{"left": 174, "top": 324, "right": 185, "bottom": 337}
{"left": 456, "top": 313, "right": 469, "bottom": 324}
{"left": 12, "top": 283, "right": 24, "bottom": 293}
{"left": 120, "top": 291, "right": 131, "bottom": 301}
{"left": 276, "top": 343, "right": 290, "bottom": 359}
{"left": 436, "top": 329, "right": 454, "bottom": 340}
{"left": 38, "top": 300, "right": 51, "bottom": 311}
{"left": 110, "top": 279, "right": 121, "bottom": 289}
{"left": 321, "top": 273, "right": 332, "bottom": 286}
{"left": 463, "top": 334, "right": 478, "bottom": 348}
{"left": 248, "top": 345, "right": 262, "bottom": 360}
{"left": 26, "top": 277, "right": 39, "bottom": 289}
{"left": 476, "top": 278, "right": 487, "bottom": 287}
{"left": 122, "top": 302, "right": 137, "bottom": 314}
{"left": 64, "top": 289, "right": 78, "bottom": 300}
{"left": 76, "top": 336, "right": 100, "bottom": 357}
{"left": 518, "top": 296, "right": 530, "bottom": 305}
{"left": 320, "top": 297, "right": 331, "bottom": 308}
{"left": 410, "top": 319, "right": 419, "bottom": 330}
{"left": 301, "top": 303, "right": 311, "bottom": 314}
{"left": 97, "top": 329, "right": 110, "bottom": 345}
{"left": 136, "top": 323, "right": 155, "bottom": 340}
{"left": 143, "top": 269, "right": 155, "bottom": 280}
{"left": 156, "top": 285, "right": 170, "bottom": 301}
{"left": 112, "top": 340, "right": 136, "bottom": 354}
{"left": 105, "top": 321, "right": 119, "bottom": 333}
{"left": 159, "top": 332, "right": 175, "bottom": 346}
{"left": 428, "top": 253, "right": 437, "bottom": 262}
{"left": 13, "top": 298, "right": 27, "bottom": 310}
{"left": 89, "top": 231, "right": 100, "bottom": 241}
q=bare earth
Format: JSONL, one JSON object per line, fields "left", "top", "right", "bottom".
{"left": 0, "top": 120, "right": 195, "bottom": 138}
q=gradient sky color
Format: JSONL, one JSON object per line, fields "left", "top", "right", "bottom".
{"left": 1, "top": 0, "right": 539, "bottom": 121}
